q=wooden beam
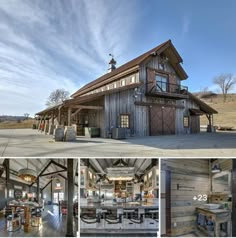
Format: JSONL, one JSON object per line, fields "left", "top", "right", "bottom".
{"left": 71, "top": 108, "right": 82, "bottom": 118}
{"left": 41, "top": 179, "right": 52, "bottom": 191}
{"left": 68, "top": 107, "right": 72, "bottom": 126}
{"left": 71, "top": 105, "right": 103, "bottom": 110}
{"left": 30, "top": 160, "right": 52, "bottom": 186}
{"left": 5, "top": 159, "right": 9, "bottom": 200}
{"left": 51, "top": 160, "right": 67, "bottom": 170}
{"left": 66, "top": 159, "right": 74, "bottom": 236}
{"left": 40, "top": 169, "right": 66, "bottom": 177}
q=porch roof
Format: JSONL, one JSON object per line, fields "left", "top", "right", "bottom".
{"left": 188, "top": 92, "right": 218, "bottom": 115}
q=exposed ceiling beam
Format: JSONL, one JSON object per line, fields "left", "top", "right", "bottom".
{"left": 30, "top": 160, "right": 52, "bottom": 186}
{"left": 41, "top": 179, "right": 52, "bottom": 191}
{"left": 40, "top": 169, "right": 66, "bottom": 177}
{"left": 91, "top": 159, "right": 105, "bottom": 174}
{"left": 51, "top": 160, "right": 67, "bottom": 170}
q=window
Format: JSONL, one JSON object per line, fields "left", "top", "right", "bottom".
{"left": 155, "top": 74, "right": 168, "bottom": 92}
{"left": 59, "top": 192, "right": 64, "bottom": 201}
{"left": 9, "top": 189, "right": 14, "bottom": 198}
{"left": 120, "top": 114, "right": 130, "bottom": 128}
{"left": 121, "top": 79, "right": 126, "bottom": 86}
{"left": 184, "top": 116, "right": 189, "bottom": 127}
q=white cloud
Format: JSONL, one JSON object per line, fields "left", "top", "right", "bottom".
{"left": 182, "top": 15, "right": 191, "bottom": 35}
{"left": 0, "top": 0, "right": 139, "bottom": 116}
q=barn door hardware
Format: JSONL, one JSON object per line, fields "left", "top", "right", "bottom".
{"left": 177, "top": 184, "right": 195, "bottom": 190}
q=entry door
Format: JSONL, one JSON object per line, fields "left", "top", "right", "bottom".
{"left": 190, "top": 116, "right": 200, "bottom": 133}
{"left": 150, "top": 106, "right": 176, "bottom": 135}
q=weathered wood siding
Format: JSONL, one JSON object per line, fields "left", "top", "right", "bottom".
{"left": 139, "top": 56, "right": 181, "bottom": 90}
{"left": 162, "top": 159, "right": 210, "bottom": 236}
{"left": 104, "top": 89, "right": 149, "bottom": 137}
{"left": 176, "top": 99, "right": 201, "bottom": 134}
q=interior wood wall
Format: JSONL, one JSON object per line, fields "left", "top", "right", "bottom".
{"left": 162, "top": 159, "right": 210, "bottom": 236}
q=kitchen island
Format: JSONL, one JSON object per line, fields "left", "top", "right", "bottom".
{"left": 80, "top": 201, "right": 158, "bottom": 236}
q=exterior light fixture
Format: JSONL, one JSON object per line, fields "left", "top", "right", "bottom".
{"left": 18, "top": 160, "right": 37, "bottom": 182}
{"left": 211, "top": 164, "right": 221, "bottom": 173}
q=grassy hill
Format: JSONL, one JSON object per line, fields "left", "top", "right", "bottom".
{"left": 199, "top": 93, "right": 236, "bottom": 128}
{"left": 0, "top": 119, "right": 34, "bottom": 129}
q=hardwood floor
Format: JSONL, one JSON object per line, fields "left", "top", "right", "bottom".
{"left": 0, "top": 205, "right": 78, "bottom": 237}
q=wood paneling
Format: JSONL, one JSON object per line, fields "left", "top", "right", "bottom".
{"left": 104, "top": 89, "right": 149, "bottom": 137}
{"left": 162, "top": 159, "right": 210, "bottom": 237}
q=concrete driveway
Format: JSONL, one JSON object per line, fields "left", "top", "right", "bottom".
{"left": 0, "top": 129, "right": 235, "bottom": 157}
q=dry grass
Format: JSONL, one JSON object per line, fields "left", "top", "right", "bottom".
{"left": 200, "top": 94, "right": 236, "bottom": 128}
{"left": 0, "top": 119, "right": 34, "bottom": 129}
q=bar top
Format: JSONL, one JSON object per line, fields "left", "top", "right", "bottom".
{"left": 80, "top": 201, "right": 158, "bottom": 209}
{"left": 196, "top": 207, "right": 230, "bottom": 214}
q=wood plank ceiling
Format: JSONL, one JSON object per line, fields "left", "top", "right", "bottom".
{"left": 80, "top": 158, "right": 157, "bottom": 175}
{"left": 0, "top": 158, "right": 78, "bottom": 188}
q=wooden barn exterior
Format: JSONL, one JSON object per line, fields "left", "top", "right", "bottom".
{"left": 36, "top": 40, "right": 217, "bottom": 138}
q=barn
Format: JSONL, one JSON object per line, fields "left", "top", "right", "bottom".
{"left": 36, "top": 40, "right": 217, "bottom": 138}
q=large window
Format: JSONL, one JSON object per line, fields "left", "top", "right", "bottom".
{"left": 120, "top": 114, "right": 130, "bottom": 128}
{"left": 155, "top": 74, "right": 168, "bottom": 92}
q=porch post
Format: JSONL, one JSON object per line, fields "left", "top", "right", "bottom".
{"left": 58, "top": 107, "right": 61, "bottom": 125}
{"left": 68, "top": 107, "right": 72, "bottom": 126}
{"left": 66, "top": 159, "right": 74, "bottom": 236}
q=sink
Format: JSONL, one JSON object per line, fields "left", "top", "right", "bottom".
{"left": 203, "top": 203, "right": 220, "bottom": 210}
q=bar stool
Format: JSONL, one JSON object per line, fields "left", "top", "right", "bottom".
{"left": 148, "top": 209, "right": 158, "bottom": 221}
{"left": 31, "top": 208, "right": 42, "bottom": 227}
{"left": 16, "top": 208, "right": 25, "bottom": 228}
{"left": 7, "top": 214, "right": 21, "bottom": 232}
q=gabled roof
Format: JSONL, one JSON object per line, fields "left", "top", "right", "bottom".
{"left": 188, "top": 92, "right": 218, "bottom": 114}
{"left": 71, "top": 40, "right": 188, "bottom": 98}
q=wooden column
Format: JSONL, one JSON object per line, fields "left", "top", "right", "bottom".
{"left": 37, "top": 178, "right": 40, "bottom": 203}
{"left": 68, "top": 107, "right": 72, "bottom": 126}
{"left": 232, "top": 160, "right": 236, "bottom": 236}
{"left": 51, "top": 180, "right": 53, "bottom": 203}
{"left": 58, "top": 107, "right": 61, "bottom": 125}
{"left": 66, "top": 159, "right": 74, "bottom": 237}
{"left": 5, "top": 159, "right": 9, "bottom": 201}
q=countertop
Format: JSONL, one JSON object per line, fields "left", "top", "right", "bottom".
{"left": 196, "top": 207, "right": 230, "bottom": 214}
{"left": 80, "top": 201, "right": 158, "bottom": 209}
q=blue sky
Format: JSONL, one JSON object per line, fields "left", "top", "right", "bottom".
{"left": 0, "top": 0, "right": 236, "bottom": 116}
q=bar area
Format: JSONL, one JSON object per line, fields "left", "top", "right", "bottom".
{"left": 80, "top": 158, "right": 159, "bottom": 237}
{"left": 0, "top": 158, "right": 78, "bottom": 237}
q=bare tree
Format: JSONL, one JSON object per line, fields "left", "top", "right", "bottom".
{"left": 24, "top": 113, "right": 30, "bottom": 120}
{"left": 46, "top": 89, "right": 70, "bottom": 107}
{"left": 213, "top": 74, "right": 236, "bottom": 102}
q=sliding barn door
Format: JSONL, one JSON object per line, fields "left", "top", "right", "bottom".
{"left": 150, "top": 106, "right": 176, "bottom": 135}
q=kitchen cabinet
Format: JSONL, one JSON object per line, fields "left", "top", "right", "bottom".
{"left": 144, "top": 166, "right": 159, "bottom": 191}
{"left": 80, "top": 166, "right": 97, "bottom": 190}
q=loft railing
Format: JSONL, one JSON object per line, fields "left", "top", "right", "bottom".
{"left": 148, "top": 81, "right": 188, "bottom": 95}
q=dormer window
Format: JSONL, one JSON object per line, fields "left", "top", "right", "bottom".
{"left": 155, "top": 74, "right": 168, "bottom": 92}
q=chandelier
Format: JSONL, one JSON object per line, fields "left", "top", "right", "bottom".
{"left": 18, "top": 160, "right": 37, "bottom": 182}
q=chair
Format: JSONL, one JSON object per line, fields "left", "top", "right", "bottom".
{"left": 31, "top": 208, "right": 42, "bottom": 227}
{"left": 7, "top": 214, "right": 21, "bottom": 232}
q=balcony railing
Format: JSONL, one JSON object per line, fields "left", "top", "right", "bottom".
{"left": 148, "top": 81, "right": 188, "bottom": 95}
